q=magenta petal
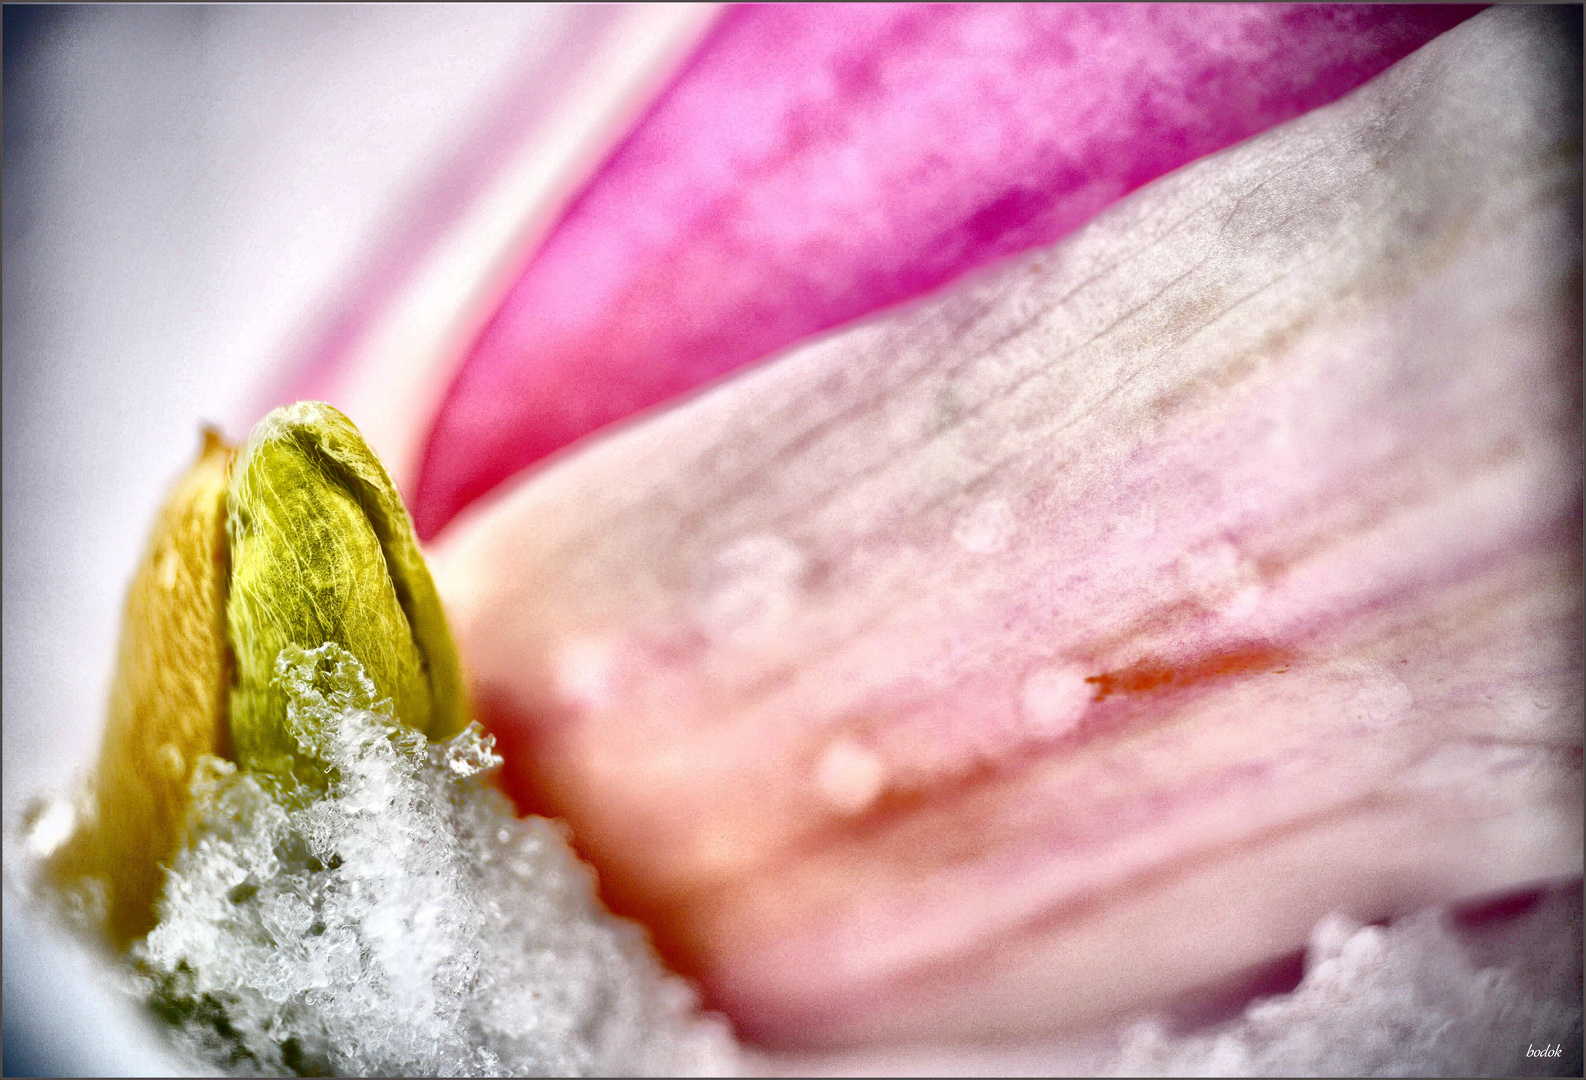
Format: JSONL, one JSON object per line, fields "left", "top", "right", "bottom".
{"left": 413, "top": 3, "right": 1477, "bottom": 540}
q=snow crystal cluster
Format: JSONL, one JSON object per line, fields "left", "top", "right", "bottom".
{"left": 1106, "top": 898, "right": 1582, "bottom": 1078}
{"left": 133, "top": 642, "right": 736, "bottom": 1077}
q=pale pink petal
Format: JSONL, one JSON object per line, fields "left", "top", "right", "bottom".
{"left": 431, "top": 7, "right": 1580, "bottom": 1049}
{"left": 414, "top": 3, "right": 1477, "bottom": 540}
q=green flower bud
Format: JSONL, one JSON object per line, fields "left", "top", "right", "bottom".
{"left": 225, "top": 401, "right": 468, "bottom": 782}
{"left": 52, "top": 403, "right": 468, "bottom": 945}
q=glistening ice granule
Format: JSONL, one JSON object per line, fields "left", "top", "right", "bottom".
{"left": 132, "top": 643, "right": 736, "bottom": 1077}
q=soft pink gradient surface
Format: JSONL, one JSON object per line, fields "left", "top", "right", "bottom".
{"left": 412, "top": 3, "right": 1476, "bottom": 540}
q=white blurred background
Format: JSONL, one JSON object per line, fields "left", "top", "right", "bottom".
{"left": 2, "top": 7, "right": 568, "bottom": 1071}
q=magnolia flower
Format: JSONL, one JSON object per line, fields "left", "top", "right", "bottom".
{"left": 5, "top": 4, "right": 1580, "bottom": 1075}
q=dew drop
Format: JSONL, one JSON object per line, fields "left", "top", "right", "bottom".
{"left": 696, "top": 534, "right": 808, "bottom": 641}
{"left": 1176, "top": 538, "right": 1262, "bottom": 618}
{"left": 953, "top": 499, "right": 1015, "bottom": 555}
{"left": 815, "top": 737, "right": 885, "bottom": 816}
{"left": 1402, "top": 743, "right": 1542, "bottom": 795}
{"left": 157, "top": 741, "right": 186, "bottom": 781}
{"left": 1117, "top": 501, "right": 1158, "bottom": 543}
{"left": 554, "top": 636, "right": 616, "bottom": 711}
{"left": 1326, "top": 659, "right": 1415, "bottom": 730}
{"left": 1020, "top": 663, "right": 1091, "bottom": 737}
{"left": 157, "top": 544, "right": 180, "bottom": 590}
{"left": 1492, "top": 682, "right": 1565, "bottom": 733}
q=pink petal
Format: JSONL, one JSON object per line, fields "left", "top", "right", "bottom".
{"left": 430, "top": 7, "right": 1580, "bottom": 1049}
{"left": 413, "top": 3, "right": 1477, "bottom": 540}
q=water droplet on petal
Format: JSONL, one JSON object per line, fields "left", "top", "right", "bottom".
{"left": 554, "top": 636, "right": 617, "bottom": 711}
{"left": 1117, "top": 501, "right": 1158, "bottom": 543}
{"left": 816, "top": 737, "right": 885, "bottom": 816}
{"left": 952, "top": 499, "right": 1015, "bottom": 555}
{"left": 1325, "top": 659, "right": 1415, "bottom": 730}
{"left": 1402, "top": 743, "right": 1545, "bottom": 796}
{"left": 156, "top": 545, "right": 180, "bottom": 590}
{"left": 1177, "top": 537, "right": 1263, "bottom": 619}
{"left": 1491, "top": 682, "right": 1565, "bottom": 733}
{"left": 157, "top": 741, "right": 186, "bottom": 781}
{"left": 1020, "top": 663, "right": 1091, "bottom": 737}
{"left": 696, "top": 534, "right": 808, "bottom": 641}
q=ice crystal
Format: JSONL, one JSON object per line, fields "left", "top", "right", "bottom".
{"left": 1110, "top": 900, "right": 1582, "bottom": 1078}
{"left": 134, "top": 643, "right": 735, "bottom": 1077}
